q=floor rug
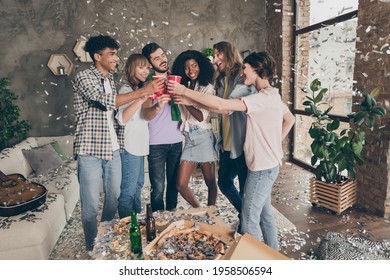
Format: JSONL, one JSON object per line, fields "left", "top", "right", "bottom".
{"left": 317, "top": 231, "right": 390, "bottom": 260}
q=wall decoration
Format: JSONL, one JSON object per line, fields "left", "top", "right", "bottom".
{"left": 47, "top": 54, "right": 74, "bottom": 76}
{"left": 73, "top": 39, "right": 93, "bottom": 63}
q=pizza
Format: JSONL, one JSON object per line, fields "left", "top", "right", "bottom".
{"left": 156, "top": 228, "right": 225, "bottom": 260}
{"left": 113, "top": 217, "right": 130, "bottom": 234}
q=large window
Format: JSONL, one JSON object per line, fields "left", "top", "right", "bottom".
{"left": 292, "top": 0, "right": 359, "bottom": 169}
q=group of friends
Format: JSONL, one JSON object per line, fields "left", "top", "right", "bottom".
{"left": 72, "top": 35, "right": 295, "bottom": 252}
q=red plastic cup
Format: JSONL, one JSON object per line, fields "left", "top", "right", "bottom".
{"left": 167, "top": 75, "right": 182, "bottom": 95}
{"left": 151, "top": 76, "right": 166, "bottom": 99}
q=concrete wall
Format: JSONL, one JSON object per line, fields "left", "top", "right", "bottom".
{"left": 0, "top": 0, "right": 265, "bottom": 137}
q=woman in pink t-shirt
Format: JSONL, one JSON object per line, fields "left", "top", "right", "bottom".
{"left": 168, "top": 51, "right": 295, "bottom": 250}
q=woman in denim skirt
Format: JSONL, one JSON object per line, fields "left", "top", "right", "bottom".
{"left": 171, "top": 50, "right": 219, "bottom": 207}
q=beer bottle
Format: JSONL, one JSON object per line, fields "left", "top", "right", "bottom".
{"left": 145, "top": 204, "right": 156, "bottom": 242}
{"left": 129, "top": 210, "right": 142, "bottom": 254}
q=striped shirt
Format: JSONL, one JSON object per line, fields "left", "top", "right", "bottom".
{"left": 72, "top": 66, "right": 124, "bottom": 160}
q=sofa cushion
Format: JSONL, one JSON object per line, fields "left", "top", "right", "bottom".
{"left": 50, "top": 141, "right": 68, "bottom": 161}
{"left": 35, "top": 136, "right": 74, "bottom": 158}
{"left": 22, "top": 144, "right": 63, "bottom": 175}
{"left": 0, "top": 137, "right": 37, "bottom": 178}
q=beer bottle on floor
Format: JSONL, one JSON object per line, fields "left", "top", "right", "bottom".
{"left": 146, "top": 204, "right": 156, "bottom": 242}
{"left": 130, "top": 210, "right": 142, "bottom": 254}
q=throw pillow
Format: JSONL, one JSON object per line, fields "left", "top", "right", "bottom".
{"left": 50, "top": 141, "right": 68, "bottom": 161}
{"left": 22, "top": 144, "right": 63, "bottom": 175}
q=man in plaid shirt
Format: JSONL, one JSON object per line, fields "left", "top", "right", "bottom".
{"left": 73, "top": 35, "right": 163, "bottom": 251}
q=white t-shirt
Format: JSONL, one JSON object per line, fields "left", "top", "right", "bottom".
{"left": 116, "top": 84, "right": 149, "bottom": 156}
{"left": 241, "top": 87, "right": 289, "bottom": 171}
{"left": 104, "top": 78, "right": 119, "bottom": 152}
{"left": 179, "top": 82, "right": 215, "bottom": 132}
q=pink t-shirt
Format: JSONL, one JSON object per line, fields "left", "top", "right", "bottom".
{"left": 241, "top": 87, "right": 289, "bottom": 171}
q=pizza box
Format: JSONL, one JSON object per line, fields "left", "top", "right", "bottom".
{"left": 223, "top": 233, "right": 289, "bottom": 260}
{"left": 174, "top": 206, "right": 228, "bottom": 228}
{"left": 143, "top": 219, "right": 236, "bottom": 260}
{"left": 153, "top": 206, "right": 228, "bottom": 232}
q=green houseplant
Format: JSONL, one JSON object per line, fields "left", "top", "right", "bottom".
{"left": 304, "top": 79, "right": 386, "bottom": 214}
{"left": 304, "top": 78, "right": 386, "bottom": 183}
{"left": 202, "top": 47, "right": 214, "bottom": 60}
{"left": 0, "top": 77, "right": 31, "bottom": 150}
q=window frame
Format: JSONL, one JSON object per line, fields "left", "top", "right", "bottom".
{"left": 290, "top": 4, "right": 358, "bottom": 172}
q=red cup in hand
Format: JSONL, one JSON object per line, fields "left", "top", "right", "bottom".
{"left": 151, "top": 76, "right": 166, "bottom": 99}
{"left": 167, "top": 75, "right": 182, "bottom": 95}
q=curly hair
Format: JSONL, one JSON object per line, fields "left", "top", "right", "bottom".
{"left": 243, "top": 51, "right": 276, "bottom": 80}
{"left": 123, "top": 54, "right": 150, "bottom": 88}
{"left": 84, "top": 35, "right": 120, "bottom": 62}
{"left": 171, "top": 50, "right": 215, "bottom": 87}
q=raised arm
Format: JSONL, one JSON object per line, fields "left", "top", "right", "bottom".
{"left": 116, "top": 78, "right": 165, "bottom": 107}
{"left": 142, "top": 93, "right": 172, "bottom": 121}
{"left": 168, "top": 80, "right": 246, "bottom": 114}
{"left": 118, "top": 97, "right": 149, "bottom": 124}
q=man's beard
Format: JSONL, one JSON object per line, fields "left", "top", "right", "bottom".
{"left": 153, "top": 67, "right": 168, "bottom": 73}
{"left": 152, "top": 62, "right": 168, "bottom": 73}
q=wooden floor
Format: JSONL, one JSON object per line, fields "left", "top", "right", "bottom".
{"left": 272, "top": 163, "right": 390, "bottom": 259}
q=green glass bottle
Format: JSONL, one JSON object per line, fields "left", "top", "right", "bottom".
{"left": 129, "top": 210, "right": 142, "bottom": 254}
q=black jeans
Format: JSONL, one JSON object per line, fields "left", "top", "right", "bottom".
{"left": 148, "top": 142, "right": 182, "bottom": 211}
{"left": 218, "top": 151, "right": 248, "bottom": 213}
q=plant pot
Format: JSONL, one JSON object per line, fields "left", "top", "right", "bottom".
{"left": 309, "top": 177, "right": 357, "bottom": 214}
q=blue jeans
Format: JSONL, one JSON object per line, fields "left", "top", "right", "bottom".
{"left": 148, "top": 142, "right": 182, "bottom": 212}
{"left": 77, "top": 150, "right": 121, "bottom": 250}
{"left": 241, "top": 165, "right": 280, "bottom": 251}
{"left": 118, "top": 150, "right": 144, "bottom": 218}
{"left": 218, "top": 151, "right": 247, "bottom": 213}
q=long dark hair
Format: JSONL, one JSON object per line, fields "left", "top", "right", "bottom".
{"left": 213, "top": 41, "right": 242, "bottom": 79}
{"left": 171, "top": 50, "right": 215, "bottom": 87}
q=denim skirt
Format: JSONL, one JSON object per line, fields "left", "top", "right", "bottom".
{"left": 181, "top": 126, "right": 218, "bottom": 163}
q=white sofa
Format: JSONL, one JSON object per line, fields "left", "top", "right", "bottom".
{"left": 0, "top": 135, "right": 79, "bottom": 260}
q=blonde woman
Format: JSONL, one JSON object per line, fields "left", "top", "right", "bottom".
{"left": 116, "top": 54, "right": 166, "bottom": 218}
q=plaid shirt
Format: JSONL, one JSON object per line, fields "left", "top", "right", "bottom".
{"left": 73, "top": 66, "right": 124, "bottom": 160}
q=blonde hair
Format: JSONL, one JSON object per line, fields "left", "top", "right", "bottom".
{"left": 123, "top": 54, "right": 150, "bottom": 87}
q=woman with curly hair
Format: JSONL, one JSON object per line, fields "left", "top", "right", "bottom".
{"left": 171, "top": 50, "right": 218, "bottom": 207}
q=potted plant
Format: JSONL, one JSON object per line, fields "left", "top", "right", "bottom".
{"left": 0, "top": 77, "right": 31, "bottom": 150}
{"left": 202, "top": 47, "right": 214, "bottom": 61}
{"left": 303, "top": 78, "right": 386, "bottom": 214}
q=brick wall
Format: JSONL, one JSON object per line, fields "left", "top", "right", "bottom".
{"left": 265, "top": 0, "right": 294, "bottom": 162}
{"left": 354, "top": 0, "right": 390, "bottom": 217}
